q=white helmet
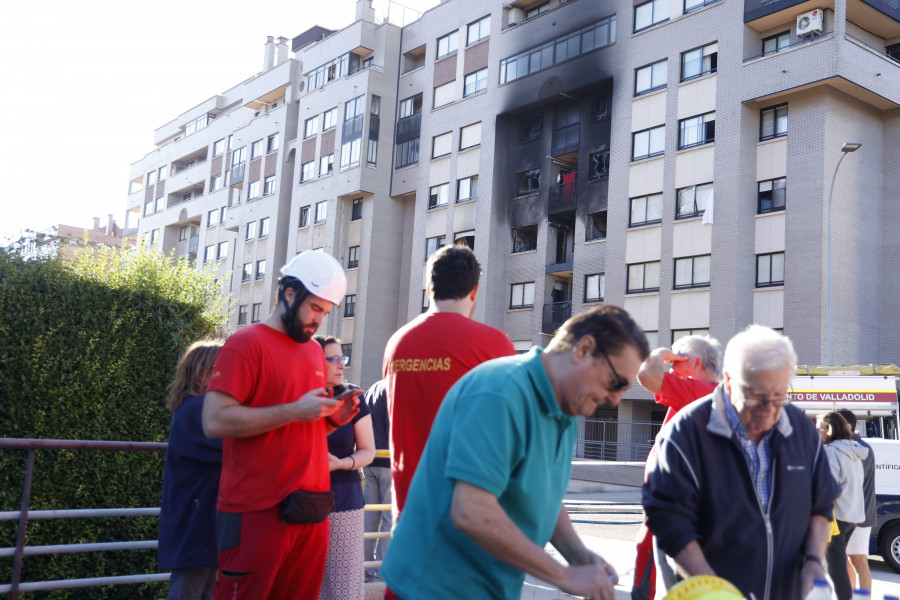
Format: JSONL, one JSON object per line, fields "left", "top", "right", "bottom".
{"left": 280, "top": 251, "right": 347, "bottom": 305}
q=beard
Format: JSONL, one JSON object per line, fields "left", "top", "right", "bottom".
{"left": 286, "top": 318, "right": 319, "bottom": 344}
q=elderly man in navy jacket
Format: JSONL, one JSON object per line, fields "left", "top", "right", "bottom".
{"left": 643, "top": 325, "right": 837, "bottom": 600}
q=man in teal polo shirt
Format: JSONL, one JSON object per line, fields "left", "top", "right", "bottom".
{"left": 381, "top": 305, "right": 649, "bottom": 600}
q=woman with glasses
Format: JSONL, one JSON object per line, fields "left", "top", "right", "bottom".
{"left": 817, "top": 410, "right": 868, "bottom": 600}
{"left": 314, "top": 335, "right": 375, "bottom": 600}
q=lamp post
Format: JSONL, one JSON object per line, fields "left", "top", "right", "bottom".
{"left": 826, "top": 142, "right": 861, "bottom": 366}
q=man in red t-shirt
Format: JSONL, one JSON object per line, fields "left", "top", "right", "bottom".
{"left": 383, "top": 246, "right": 515, "bottom": 520}
{"left": 202, "top": 251, "right": 361, "bottom": 600}
{"left": 632, "top": 334, "right": 720, "bottom": 600}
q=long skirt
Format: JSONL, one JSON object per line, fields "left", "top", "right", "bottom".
{"left": 319, "top": 508, "right": 365, "bottom": 600}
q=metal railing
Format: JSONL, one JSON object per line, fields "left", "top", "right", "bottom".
{"left": 743, "top": 30, "right": 834, "bottom": 62}
{"left": 577, "top": 419, "right": 662, "bottom": 462}
{"left": 0, "top": 438, "right": 168, "bottom": 598}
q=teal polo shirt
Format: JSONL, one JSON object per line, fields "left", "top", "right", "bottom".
{"left": 382, "top": 347, "right": 577, "bottom": 599}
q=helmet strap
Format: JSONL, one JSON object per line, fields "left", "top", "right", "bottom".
{"left": 281, "top": 283, "right": 310, "bottom": 342}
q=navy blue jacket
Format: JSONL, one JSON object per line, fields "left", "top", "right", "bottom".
{"left": 158, "top": 395, "right": 222, "bottom": 569}
{"left": 643, "top": 385, "right": 837, "bottom": 600}
{"left": 365, "top": 379, "right": 390, "bottom": 469}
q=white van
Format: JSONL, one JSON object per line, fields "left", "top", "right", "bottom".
{"left": 867, "top": 438, "right": 900, "bottom": 572}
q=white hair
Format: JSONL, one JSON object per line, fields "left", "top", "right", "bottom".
{"left": 672, "top": 334, "right": 722, "bottom": 378}
{"left": 723, "top": 325, "right": 797, "bottom": 381}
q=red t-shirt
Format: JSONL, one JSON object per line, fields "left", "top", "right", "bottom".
{"left": 656, "top": 372, "right": 718, "bottom": 424}
{"left": 207, "top": 324, "right": 330, "bottom": 512}
{"left": 383, "top": 312, "right": 515, "bottom": 516}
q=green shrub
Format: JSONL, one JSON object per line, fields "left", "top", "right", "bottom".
{"left": 0, "top": 245, "right": 230, "bottom": 598}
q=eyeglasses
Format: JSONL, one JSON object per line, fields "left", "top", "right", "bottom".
{"left": 738, "top": 385, "right": 789, "bottom": 409}
{"left": 816, "top": 425, "right": 829, "bottom": 431}
{"left": 325, "top": 355, "right": 349, "bottom": 366}
{"left": 598, "top": 347, "right": 630, "bottom": 393}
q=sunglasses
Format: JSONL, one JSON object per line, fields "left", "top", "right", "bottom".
{"left": 325, "top": 355, "right": 349, "bottom": 366}
{"left": 598, "top": 347, "right": 630, "bottom": 393}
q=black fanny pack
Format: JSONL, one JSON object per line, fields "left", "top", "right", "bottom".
{"left": 280, "top": 489, "right": 335, "bottom": 524}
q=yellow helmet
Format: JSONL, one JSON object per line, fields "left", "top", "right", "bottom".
{"left": 663, "top": 575, "right": 743, "bottom": 600}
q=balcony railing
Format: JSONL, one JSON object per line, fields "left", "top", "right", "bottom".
{"left": 548, "top": 180, "right": 577, "bottom": 223}
{"left": 396, "top": 113, "right": 422, "bottom": 144}
{"left": 542, "top": 301, "right": 571, "bottom": 334}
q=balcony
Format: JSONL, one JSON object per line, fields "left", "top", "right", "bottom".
{"left": 548, "top": 180, "right": 577, "bottom": 225}
{"left": 188, "top": 235, "right": 199, "bottom": 254}
{"left": 396, "top": 113, "right": 422, "bottom": 144}
{"left": 542, "top": 301, "right": 571, "bottom": 334}
{"left": 551, "top": 123, "right": 580, "bottom": 157}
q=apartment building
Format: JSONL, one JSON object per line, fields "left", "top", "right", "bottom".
{"left": 127, "top": 0, "right": 900, "bottom": 426}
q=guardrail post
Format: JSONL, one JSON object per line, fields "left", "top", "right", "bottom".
{"left": 11, "top": 448, "right": 36, "bottom": 600}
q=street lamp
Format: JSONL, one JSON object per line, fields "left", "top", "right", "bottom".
{"left": 826, "top": 142, "right": 861, "bottom": 366}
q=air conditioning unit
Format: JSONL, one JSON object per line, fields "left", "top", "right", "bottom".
{"left": 796, "top": 9, "right": 824, "bottom": 38}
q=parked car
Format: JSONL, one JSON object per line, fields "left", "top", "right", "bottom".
{"left": 867, "top": 438, "right": 900, "bottom": 572}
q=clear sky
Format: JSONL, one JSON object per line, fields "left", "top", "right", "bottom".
{"left": 0, "top": 0, "right": 437, "bottom": 242}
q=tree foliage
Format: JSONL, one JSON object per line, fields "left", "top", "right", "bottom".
{"left": 0, "top": 244, "right": 231, "bottom": 598}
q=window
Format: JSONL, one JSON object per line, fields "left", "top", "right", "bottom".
{"left": 351, "top": 197, "right": 362, "bottom": 221}
{"left": 632, "top": 125, "right": 665, "bottom": 161}
{"left": 678, "top": 112, "right": 715, "bottom": 149}
{"left": 510, "top": 282, "right": 535, "bottom": 309}
{"left": 634, "top": 0, "right": 669, "bottom": 32}
{"left": 245, "top": 221, "right": 257, "bottom": 240}
{"left": 467, "top": 15, "right": 490, "bottom": 46}
{"left": 211, "top": 175, "right": 222, "bottom": 192}
{"left": 179, "top": 226, "right": 188, "bottom": 242}
{"left": 149, "top": 229, "right": 160, "bottom": 245}
{"left": 256, "top": 260, "right": 267, "bottom": 280}
{"left": 630, "top": 193, "right": 663, "bottom": 227}
{"left": 586, "top": 211, "right": 607, "bottom": 241}
{"left": 464, "top": 68, "right": 487, "bottom": 97}
{"left": 499, "top": 16, "right": 616, "bottom": 84}
{"left": 399, "top": 94, "right": 423, "bottom": 118}
{"left": 227, "top": 135, "right": 233, "bottom": 150}
{"left": 204, "top": 245, "right": 215, "bottom": 263}
{"left": 454, "top": 229, "right": 475, "bottom": 250}
{"left": 341, "top": 343, "right": 353, "bottom": 366}
{"left": 756, "top": 252, "right": 785, "bottom": 287}
{"left": 207, "top": 209, "right": 219, "bottom": 227}
{"left": 213, "top": 139, "right": 225, "bottom": 157}
{"left": 585, "top": 273, "right": 605, "bottom": 302}
{"left": 348, "top": 245, "right": 359, "bottom": 269}
{"left": 434, "top": 81, "right": 455, "bottom": 108}
{"left": 217, "top": 241, "right": 228, "bottom": 259}
{"left": 263, "top": 176, "right": 275, "bottom": 196}
{"left": 760, "top": 104, "right": 788, "bottom": 140}
{"left": 422, "top": 290, "right": 430, "bottom": 313}
{"left": 344, "top": 295, "right": 356, "bottom": 318}
{"left": 367, "top": 96, "right": 380, "bottom": 167}
{"left": 681, "top": 43, "right": 717, "bottom": 81}
{"left": 762, "top": 31, "right": 790, "bottom": 56}
{"left": 251, "top": 303, "right": 262, "bottom": 323}
{"left": 437, "top": 30, "right": 458, "bottom": 59}
{"left": 429, "top": 183, "right": 450, "bottom": 209}
{"left": 323, "top": 107, "right": 338, "bottom": 130}
{"left": 340, "top": 139, "right": 362, "bottom": 169}
{"left": 457, "top": 176, "right": 477, "bottom": 202}
{"left": 591, "top": 94, "right": 611, "bottom": 121}
{"left": 221, "top": 206, "right": 227, "bottom": 223}
{"left": 251, "top": 140, "right": 262, "bottom": 160}
{"left": 674, "top": 255, "right": 711, "bottom": 289}
{"left": 635, "top": 59, "right": 667, "bottom": 96}
{"left": 147, "top": 170, "right": 156, "bottom": 186}
{"left": 238, "top": 305, "right": 248, "bottom": 324}
{"left": 248, "top": 180, "right": 260, "bottom": 200}
{"left": 319, "top": 154, "right": 334, "bottom": 176}
{"left": 425, "top": 235, "right": 446, "bottom": 260}
{"left": 758, "top": 178, "right": 786, "bottom": 214}
{"left": 684, "top": 0, "right": 720, "bottom": 12}
{"left": 242, "top": 263, "right": 252, "bottom": 282}
{"left": 314, "top": 201, "right": 327, "bottom": 223}
{"left": 299, "top": 206, "right": 310, "bottom": 227}
{"left": 396, "top": 138, "right": 420, "bottom": 168}
{"left": 672, "top": 328, "right": 710, "bottom": 343}
{"left": 460, "top": 122, "right": 481, "bottom": 150}
{"left": 432, "top": 132, "right": 452, "bottom": 158}
{"left": 259, "top": 217, "right": 269, "bottom": 237}
{"left": 267, "top": 134, "right": 279, "bottom": 154}
{"left": 301, "top": 161, "right": 315, "bottom": 182}
{"left": 144, "top": 202, "right": 153, "bottom": 217}
{"left": 304, "top": 117, "right": 318, "bottom": 139}
{"left": 516, "top": 169, "right": 541, "bottom": 195}
{"left": 588, "top": 150, "right": 610, "bottom": 180}
{"left": 627, "top": 261, "right": 661, "bottom": 293}
{"left": 520, "top": 115, "right": 543, "bottom": 141}
{"left": 512, "top": 225, "right": 538, "bottom": 253}
{"left": 676, "top": 183, "right": 713, "bottom": 219}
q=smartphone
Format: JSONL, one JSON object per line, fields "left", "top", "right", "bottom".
{"left": 334, "top": 388, "right": 361, "bottom": 401}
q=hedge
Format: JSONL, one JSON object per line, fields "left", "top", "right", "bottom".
{"left": 0, "top": 245, "right": 230, "bottom": 599}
